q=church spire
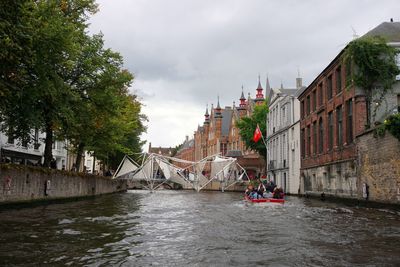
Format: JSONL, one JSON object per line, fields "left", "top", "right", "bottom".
{"left": 265, "top": 75, "right": 271, "bottom": 101}
{"left": 204, "top": 104, "right": 210, "bottom": 124}
{"left": 238, "top": 85, "right": 246, "bottom": 109}
{"left": 215, "top": 96, "right": 222, "bottom": 118}
{"left": 255, "top": 75, "right": 264, "bottom": 104}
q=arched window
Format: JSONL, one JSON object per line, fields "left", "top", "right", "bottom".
{"left": 319, "top": 117, "right": 324, "bottom": 153}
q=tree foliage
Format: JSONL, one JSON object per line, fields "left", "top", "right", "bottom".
{"left": 343, "top": 36, "right": 400, "bottom": 127}
{"left": 0, "top": 0, "right": 147, "bottom": 170}
{"left": 236, "top": 102, "right": 269, "bottom": 159}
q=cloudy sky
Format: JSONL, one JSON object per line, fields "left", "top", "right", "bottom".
{"left": 89, "top": 0, "right": 399, "bottom": 149}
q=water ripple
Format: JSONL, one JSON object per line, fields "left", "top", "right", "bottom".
{"left": 0, "top": 191, "right": 399, "bottom": 266}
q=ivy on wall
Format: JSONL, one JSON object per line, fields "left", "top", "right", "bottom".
{"left": 343, "top": 36, "right": 400, "bottom": 128}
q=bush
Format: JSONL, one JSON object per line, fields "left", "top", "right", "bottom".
{"left": 384, "top": 113, "right": 400, "bottom": 141}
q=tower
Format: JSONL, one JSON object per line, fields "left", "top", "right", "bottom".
{"left": 255, "top": 75, "right": 265, "bottom": 106}
{"left": 237, "top": 85, "right": 247, "bottom": 117}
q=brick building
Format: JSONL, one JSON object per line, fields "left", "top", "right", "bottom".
{"left": 189, "top": 78, "right": 269, "bottom": 179}
{"left": 148, "top": 142, "right": 173, "bottom": 156}
{"left": 298, "top": 21, "right": 400, "bottom": 197}
{"left": 175, "top": 136, "right": 195, "bottom": 167}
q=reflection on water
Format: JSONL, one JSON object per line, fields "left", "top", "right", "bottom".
{"left": 0, "top": 190, "right": 400, "bottom": 266}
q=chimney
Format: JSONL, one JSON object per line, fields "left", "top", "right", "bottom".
{"left": 185, "top": 135, "right": 189, "bottom": 142}
{"left": 390, "top": 18, "right": 393, "bottom": 22}
{"left": 296, "top": 77, "right": 302, "bottom": 89}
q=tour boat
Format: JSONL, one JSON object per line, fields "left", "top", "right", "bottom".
{"left": 244, "top": 194, "right": 285, "bottom": 204}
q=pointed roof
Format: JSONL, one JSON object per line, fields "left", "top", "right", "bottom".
{"left": 240, "top": 85, "right": 246, "bottom": 100}
{"left": 215, "top": 96, "right": 222, "bottom": 118}
{"left": 204, "top": 105, "right": 209, "bottom": 116}
{"left": 216, "top": 96, "right": 221, "bottom": 110}
{"left": 257, "top": 75, "right": 263, "bottom": 90}
{"left": 265, "top": 76, "right": 271, "bottom": 102}
{"left": 204, "top": 105, "right": 210, "bottom": 125}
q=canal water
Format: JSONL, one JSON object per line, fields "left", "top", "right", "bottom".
{"left": 1, "top": 190, "right": 400, "bottom": 266}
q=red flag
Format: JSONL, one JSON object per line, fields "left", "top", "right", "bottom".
{"left": 253, "top": 125, "right": 262, "bottom": 143}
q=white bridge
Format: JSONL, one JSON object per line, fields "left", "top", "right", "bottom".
{"left": 113, "top": 153, "right": 249, "bottom": 192}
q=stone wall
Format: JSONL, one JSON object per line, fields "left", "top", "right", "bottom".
{"left": 356, "top": 130, "right": 400, "bottom": 204}
{"left": 301, "top": 159, "right": 358, "bottom": 198}
{"left": 0, "top": 164, "right": 127, "bottom": 205}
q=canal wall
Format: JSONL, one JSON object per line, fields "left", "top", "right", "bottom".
{"left": 302, "top": 130, "right": 400, "bottom": 205}
{"left": 356, "top": 129, "right": 400, "bottom": 204}
{"left": 0, "top": 164, "right": 127, "bottom": 205}
{"left": 301, "top": 159, "right": 358, "bottom": 199}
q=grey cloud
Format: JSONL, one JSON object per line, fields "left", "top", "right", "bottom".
{"left": 89, "top": 0, "right": 399, "bottom": 146}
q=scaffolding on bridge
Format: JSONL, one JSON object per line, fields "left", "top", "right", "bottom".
{"left": 113, "top": 153, "right": 248, "bottom": 192}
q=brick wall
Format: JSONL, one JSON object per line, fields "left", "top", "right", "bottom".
{"left": 356, "top": 130, "right": 400, "bottom": 204}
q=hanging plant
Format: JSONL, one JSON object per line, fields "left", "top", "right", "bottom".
{"left": 343, "top": 36, "right": 400, "bottom": 128}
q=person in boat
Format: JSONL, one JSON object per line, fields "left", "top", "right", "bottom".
{"left": 245, "top": 185, "right": 258, "bottom": 199}
{"left": 268, "top": 180, "right": 276, "bottom": 193}
{"left": 257, "top": 180, "right": 266, "bottom": 199}
{"left": 273, "top": 187, "right": 284, "bottom": 199}
{"left": 245, "top": 185, "right": 253, "bottom": 197}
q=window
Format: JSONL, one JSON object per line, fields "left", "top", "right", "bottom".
{"left": 327, "top": 75, "right": 333, "bottom": 100}
{"left": 336, "top": 105, "right": 343, "bottom": 146}
{"left": 301, "top": 100, "right": 305, "bottom": 118}
{"left": 347, "top": 99, "right": 353, "bottom": 143}
{"left": 306, "top": 95, "right": 310, "bottom": 115}
{"left": 301, "top": 129, "right": 305, "bottom": 158}
{"left": 318, "top": 83, "right": 323, "bottom": 106}
{"left": 312, "top": 90, "right": 317, "bottom": 111}
{"left": 307, "top": 125, "right": 311, "bottom": 156}
{"left": 319, "top": 118, "right": 324, "bottom": 153}
{"left": 328, "top": 111, "right": 333, "bottom": 150}
{"left": 336, "top": 66, "right": 342, "bottom": 94}
{"left": 313, "top": 121, "right": 317, "bottom": 155}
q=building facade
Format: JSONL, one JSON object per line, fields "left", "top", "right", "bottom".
{"left": 0, "top": 130, "right": 67, "bottom": 170}
{"left": 179, "top": 78, "right": 269, "bottom": 179}
{"left": 266, "top": 77, "right": 302, "bottom": 194}
{"left": 298, "top": 21, "right": 400, "bottom": 198}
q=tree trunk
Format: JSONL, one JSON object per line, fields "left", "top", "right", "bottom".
{"left": 75, "top": 142, "right": 85, "bottom": 172}
{"left": 92, "top": 153, "right": 96, "bottom": 174}
{"left": 43, "top": 123, "right": 53, "bottom": 167}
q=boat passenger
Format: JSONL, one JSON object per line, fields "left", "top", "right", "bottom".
{"left": 250, "top": 187, "right": 259, "bottom": 199}
{"left": 257, "top": 180, "right": 266, "bottom": 198}
{"left": 273, "top": 187, "right": 284, "bottom": 199}
{"left": 245, "top": 185, "right": 253, "bottom": 196}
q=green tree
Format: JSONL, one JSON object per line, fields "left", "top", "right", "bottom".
{"left": 236, "top": 101, "right": 269, "bottom": 159}
{"left": 0, "top": 1, "right": 97, "bottom": 166}
{"left": 62, "top": 34, "right": 146, "bottom": 171}
{"left": 0, "top": 0, "right": 35, "bottom": 142}
{"left": 344, "top": 36, "right": 400, "bottom": 128}
{"left": 0, "top": 1, "right": 147, "bottom": 171}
